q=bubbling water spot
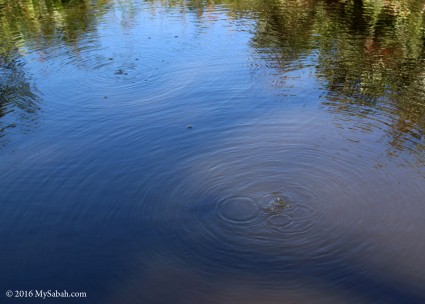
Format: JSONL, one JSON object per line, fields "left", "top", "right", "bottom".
{"left": 260, "top": 192, "right": 291, "bottom": 212}
{"left": 89, "top": 56, "right": 148, "bottom": 87}
{"left": 260, "top": 191, "right": 318, "bottom": 235}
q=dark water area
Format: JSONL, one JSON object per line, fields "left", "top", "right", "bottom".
{"left": 1, "top": 0, "right": 425, "bottom": 303}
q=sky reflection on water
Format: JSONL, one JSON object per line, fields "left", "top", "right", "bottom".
{"left": 1, "top": 0, "right": 425, "bottom": 303}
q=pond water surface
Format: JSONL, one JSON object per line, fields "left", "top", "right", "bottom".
{"left": 1, "top": 0, "right": 425, "bottom": 303}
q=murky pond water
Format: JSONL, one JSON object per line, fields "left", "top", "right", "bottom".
{"left": 1, "top": 0, "right": 425, "bottom": 303}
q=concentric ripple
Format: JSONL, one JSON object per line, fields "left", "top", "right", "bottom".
{"left": 87, "top": 54, "right": 150, "bottom": 86}
{"left": 217, "top": 195, "right": 261, "bottom": 225}
{"left": 260, "top": 192, "right": 317, "bottom": 234}
{"left": 2, "top": 0, "right": 425, "bottom": 302}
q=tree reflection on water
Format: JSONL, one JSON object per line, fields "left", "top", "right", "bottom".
{"left": 148, "top": 0, "right": 425, "bottom": 158}
{"left": 246, "top": 0, "right": 425, "bottom": 158}
{"left": 0, "top": 0, "right": 110, "bottom": 142}
{"left": 0, "top": 56, "right": 39, "bottom": 144}
{"left": 1, "top": 0, "right": 425, "bottom": 156}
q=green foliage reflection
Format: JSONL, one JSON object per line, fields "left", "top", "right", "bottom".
{"left": 148, "top": 0, "right": 425, "bottom": 155}
{"left": 1, "top": 0, "right": 424, "bottom": 155}
{"left": 0, "top": 0, "right": 110, "bottom": 141}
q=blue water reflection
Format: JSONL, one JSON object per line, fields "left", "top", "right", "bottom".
{"left": 1, "top": 0, "right": 425, "bottom": 303}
